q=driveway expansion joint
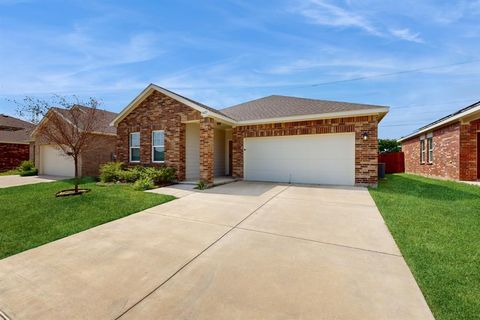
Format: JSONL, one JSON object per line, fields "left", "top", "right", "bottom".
{"left": 236, "top": 227, "right": 403, "bottom": 258}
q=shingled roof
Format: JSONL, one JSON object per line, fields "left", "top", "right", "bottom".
{"left": 50, "top": 106, "right": 117, "bottom": 135}
{"left": 220, "top": 95, "right": 388, "bottom": 122}
{"left": 0, "top": 114, "right": 35, "bottom": 144}
{"left": 112, "top": 84, "right": 389, "bottom": 126}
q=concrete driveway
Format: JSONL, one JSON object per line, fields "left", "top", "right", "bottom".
{"left": 0, "top": 175, "right": 63, "bottom": 188}
{"left": 0, "top": 182, "right": 433, "bottom": 320}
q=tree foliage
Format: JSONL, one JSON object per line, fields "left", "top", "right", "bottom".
{"left": 379, "top": 139, "right": 401, "bottom": 153}
{"left": 15, "top": 95, "right": 103, "bottom": 192}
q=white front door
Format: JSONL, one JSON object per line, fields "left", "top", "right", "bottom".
{"left": 185, "top": 122, "right": 200, "bottom": 180}
{"left": 243, "top": 133, "right": 355, "bottom": 185}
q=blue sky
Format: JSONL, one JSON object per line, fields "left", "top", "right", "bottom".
{"left": 1, "top": 0, "right": 479, "bottom": 138}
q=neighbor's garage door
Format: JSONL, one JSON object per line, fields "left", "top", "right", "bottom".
{"left": 244, "top": 133, "right": 355, "bottom": 185}
{"left": 40, "top": 145, "right": 75, "bottom": 177}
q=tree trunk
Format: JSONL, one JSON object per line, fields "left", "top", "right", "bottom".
{"left": 74, "top": 156, "right": 79, "bottom": 192}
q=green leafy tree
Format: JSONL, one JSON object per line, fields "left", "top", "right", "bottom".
{"left": 379, "top": 139, "right": 401, "bottom": 153}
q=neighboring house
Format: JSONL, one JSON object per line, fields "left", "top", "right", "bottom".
{"left": 32, "top": 106, "right": 118, "bottom": 177}
{"left": 111, "top": 84, "right": 389, "bottom": 186}
{"left": 0, "top": 114, "right": 35, "bottom": 171}
{"left": 399, "top": 101, "right": 480, "bottom": 181}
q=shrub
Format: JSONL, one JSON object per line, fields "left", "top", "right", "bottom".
{"left": 196, "top": 180, "right": 207, "bottom": 190}
{"left": 18, "top": 160, "right": 34, "bottom": 172}
{"left": 99, "top": 162, "right": 124, "bottom": 183}
{"left": 19, "top": 168, "right": 38, "bottom": 176}
{"left": 142, "top": 167, "right": 176, "bottom": 185}
{"left": 17, "top": 160, "right": 38, "bottom": 176}
{"left": 118, "top": 169, "right": 140, "bottom": 183}
{"left": 133, "top": 177, "right": 154, "bottom": 191}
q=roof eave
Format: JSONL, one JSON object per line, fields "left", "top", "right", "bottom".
{"left": 398, "top": 105, "right": 480, "bottom": 142}
{"left": 234, "top": 107, "right": 389, "bottom": 126}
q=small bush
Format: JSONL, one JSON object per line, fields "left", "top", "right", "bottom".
{"left": 196, "top": 180, "right": 207, "bottom": 190}
{"left": 133, "top": 177, "right": 154, "bottom": 191}
{"left": 118, "top": 169, "right": 140, "bottom": 183}
{"left": 99, "top": 162, "right": 124, "bottom": 183}
{"left": 18, "top": 160, "right": 34, "bottom": 172}
{"left": 142, "top": 167, "right": 176, "bottom": 185}
{"left": 17, "top": 161, "right": 38, "bottom": 176}
{"left": 19, "top": 168, "right": 39, "bottom": 176}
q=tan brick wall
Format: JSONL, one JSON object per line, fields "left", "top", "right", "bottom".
{"left": 81, "top": 134, "right": 116, "bottom": 176}
{"left": 199, "top": 117, "right": 214, "bottom": 183}
{"left": 116, "top": 90, "right": 202, "bottom": 180}
{"left": 232, "top": 116, "right": 379, "bottom": 186}
{"left": 0, "top": 143, "right": 30, "bottom": 171}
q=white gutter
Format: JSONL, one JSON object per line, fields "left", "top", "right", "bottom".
{"left": 234, "top": 107, "right": 389, "bottom": 126}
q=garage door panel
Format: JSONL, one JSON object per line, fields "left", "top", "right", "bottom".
{"left": 40, "top": 145, "right": 75, "bottom": 177}
{"left": 244, "top": 133, "right": 355, "bottom": 185}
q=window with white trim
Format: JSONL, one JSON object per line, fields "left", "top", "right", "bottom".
{"left": 152, "top": 130, "right": 165, "bottom": 162}
{"left": 420, "top": 139, "right": 426, "bottom": 164}
{"left": 427, "top": 137, "right": 433, "bottom": 164}
{"left": 129, "top": 132, "right": 140, "bottom": 162}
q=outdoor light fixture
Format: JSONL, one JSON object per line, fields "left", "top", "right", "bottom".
{"left": 362, "top": 132, "right": 369, "bottom": 141}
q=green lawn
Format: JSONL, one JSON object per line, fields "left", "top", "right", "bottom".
{"left": 369, "top": 174, "right": 480, "bottom": 320}
{"left": 0, "top": 177, "right": 175, "bottom": 259}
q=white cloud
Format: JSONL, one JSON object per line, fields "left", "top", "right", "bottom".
{"left": 294, "top": 0, "right": 381, "bottom": 36}
{"left": 390, "top": 28, "right": 424, "bottom": 43}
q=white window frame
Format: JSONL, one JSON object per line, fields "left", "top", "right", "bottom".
{"left": 427, "top": 137, "right": 433, "bottom": 164}
{"left": 151, "top": 130, "right": 165, "bottom": 163}
{"left": 129, "top": 132, "right": 140, "bottom": 163}
{"left": 420, "top": 138, "right": 426, "bottom": 164}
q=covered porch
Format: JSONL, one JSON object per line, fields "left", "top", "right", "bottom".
{"left": 183, "top": 117, "right": 234, "bottom": 185}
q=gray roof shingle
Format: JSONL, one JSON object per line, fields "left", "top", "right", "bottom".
{"left": 52, "top": 106, "right": 117, "bottom": 135}
{"left": 220, "top": 95, "right": 387, "bottom": 122}
{"left": 0, "top": 114, "right": 35, "bottom": 143}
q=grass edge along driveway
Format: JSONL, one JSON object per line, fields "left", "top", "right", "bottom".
{"left": 0, "top": 177, "right": 174, "bottom": 259}
{"left": 369, "top": 174, "right": 480, "bottom": 320}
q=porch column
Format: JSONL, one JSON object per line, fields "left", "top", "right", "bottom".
{"left": 200, "top": 117, "right": 214, "bottom": 184}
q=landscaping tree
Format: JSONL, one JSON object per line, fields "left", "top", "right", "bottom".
{"left": 16, "top": 95, "right": 103, "bottom": 193}
{"left": 378, "top": 138, "right": 402, "bottom": 153}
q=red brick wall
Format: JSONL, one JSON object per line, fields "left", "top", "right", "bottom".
{"left": 199, "top": 117, "right": 214, "bottom": 183}
{"left": 0, "top": 143, "right": 30, "bottom": 171}
{"left": 402, "top": 122, "right": 460, "bottom": 180}
{"left": 81, "top": 134, "right": 117, "bottom": 176}
{"left": 459, "top": 118, "right": 479, "bottom": 181}
{"left": 232, "top": 116, "right": 379, "bottom": 186}
{"left": 116, "top": 90, "right": 201, "bottom": 180}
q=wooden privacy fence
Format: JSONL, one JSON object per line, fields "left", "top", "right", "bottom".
{"left": 378, "top": 152, "right": 405, "bottom": 174}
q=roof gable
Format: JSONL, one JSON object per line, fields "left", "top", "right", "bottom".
{"left": 111, "top": 84, "right": 236, "bottom": 126}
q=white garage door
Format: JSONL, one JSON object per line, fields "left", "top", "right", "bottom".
{"left": 244, "top": 133, "right": 355, "bottom": 186}
{"left": 40, "top": 145, "right": 75, "bottom": 177}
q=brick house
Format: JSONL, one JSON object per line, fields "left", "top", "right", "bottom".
{"left": 111, "top": 84, "right": 389, "bottom": 186}
{"left": 0, "top": 114, "right": 35, "bottom": 172}
{"left": 399, "top": 101, "right": 480, "bottom": 181}
{"left": 32, "top": 106, "right": 117, "bottom": 177}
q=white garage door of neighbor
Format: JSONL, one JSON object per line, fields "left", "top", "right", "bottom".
{"left": 40, "top": 145, "right": 75, "bottom": 177}
{"left": 244, "top": 133, "right": 355, "bottom": 186}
